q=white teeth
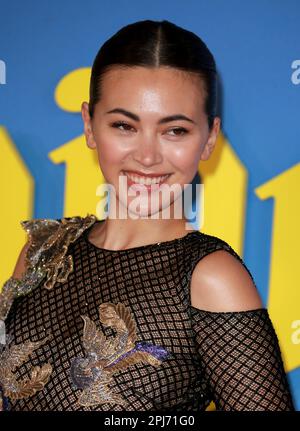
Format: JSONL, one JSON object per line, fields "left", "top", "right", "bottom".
{"left": 123, "top": 171, "right": 169, "bottom": 185}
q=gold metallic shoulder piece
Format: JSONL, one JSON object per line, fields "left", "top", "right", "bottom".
{"left": 0, "top": 214, "right": 97, "bottom": 321}
{"left": 20, "top": 213, "right": 97, "bottom": 290}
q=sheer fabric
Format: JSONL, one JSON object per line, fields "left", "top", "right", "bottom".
{"left": 190, "top": 307, "right": 294, "bottom": 410}
{"left": 2, "top": 217, "right": 295, "bottom": 411}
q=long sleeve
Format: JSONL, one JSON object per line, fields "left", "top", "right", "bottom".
{"left": 190, "top": 306, "right": 295, "bottom": 411}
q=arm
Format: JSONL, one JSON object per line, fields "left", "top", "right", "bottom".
{"left": 191, "top": 250, "right": 263, "bottom": 312}
{"left": 11, "top": 241, "right": 30, "bottom": 280}
{"left": 190, "top": 250, "right": 295, "bottom": 411}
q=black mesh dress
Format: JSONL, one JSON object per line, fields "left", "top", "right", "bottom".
{"left": 1, "top": 215, "right": 295, "bottom": 411}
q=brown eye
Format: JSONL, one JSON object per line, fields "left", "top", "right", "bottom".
{"left": 168, "top": 127, "right": 188, "bottom": 136}
{"left": 111, "top": 121, "right": 134, "bottom": 132}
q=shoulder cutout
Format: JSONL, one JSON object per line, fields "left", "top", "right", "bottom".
{"left": 190, "top": 249, "right": 263, "bottom": 312}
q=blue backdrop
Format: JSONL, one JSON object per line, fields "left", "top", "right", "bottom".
{"left": 0, "top": 0, "right": 299, "bottom": 410}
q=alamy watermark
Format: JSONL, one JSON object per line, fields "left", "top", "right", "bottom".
{"left": 291, "top": 320, "right": 300, "bottom": 345}
{"left": 94, "top": 174, "right": 204, "bottom": 230}
{"left": 291, "top": 59, "right": 300, "bottom": 85}
{"left": 0, "top": 319, "right": 5, "bottom": 345}
{"left": 0, "top": 59, "right": 6, "bottom": 85}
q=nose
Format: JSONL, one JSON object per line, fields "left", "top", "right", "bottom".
{"left": 132, "top": 134, "right": 163, "bottom": 166}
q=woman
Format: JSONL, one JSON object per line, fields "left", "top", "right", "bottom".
{"left": 0, "top": 19, "right": 295, "bottom": 411}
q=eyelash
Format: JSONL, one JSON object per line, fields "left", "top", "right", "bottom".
{"left": 110, "top": 121, "right": 189, "bottom": 136}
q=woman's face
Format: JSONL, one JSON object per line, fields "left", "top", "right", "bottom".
{"left": 82, "top": 66, "right": 220, "bottom": 219}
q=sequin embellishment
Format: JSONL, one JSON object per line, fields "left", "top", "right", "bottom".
{"left": 0, "top": 215, "right": 97, "bottom": 326}
{"left": 70, "top": 302, "right": 170, "bottom": 408}
{"left": 0, "top": 335, "right": 52, "bottom": 408}
{"left": 0, "top": 214, "right": 98, "bottom": 409}
{"left": 19, "top": 214, "right": 98, "bottom": 291}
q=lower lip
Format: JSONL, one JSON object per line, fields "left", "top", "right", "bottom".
{"left": 121, "top": 171, "right": 171, "bottom": 191}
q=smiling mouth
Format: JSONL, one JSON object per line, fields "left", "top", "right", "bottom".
{"left": 121, "top": 170, "right": 171, "bottom": 187}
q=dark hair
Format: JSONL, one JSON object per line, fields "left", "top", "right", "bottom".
{"left": 89, "top": 19, "right": 218, "bottom": 130}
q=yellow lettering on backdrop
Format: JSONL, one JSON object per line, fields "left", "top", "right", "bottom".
{"left": 199, "top": 132, "right": 248, "bottom": 255}
{"left": 51, "top": 67, "right": 106, "bottom": 218}
{"left": 54, "top": 67, "right": 91, "bottom": 113}
{"left": 0, "top": 126, "right": 33, "bottom": 289}
{"left": 49, "top": 135, "right": 105, "bottom": 218}
{"left": 255, "top": 162, "right": 300, "bottom": 373}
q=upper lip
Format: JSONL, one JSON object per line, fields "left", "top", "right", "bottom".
{"left": 122, "top": 170, "right": 170, "bottom": 178}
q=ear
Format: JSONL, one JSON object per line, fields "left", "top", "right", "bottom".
{"left": 200, "top": 117, "right": 221, "bottom": 161}
{"left": 81, "top": 101, "right": 97, "bottom": 149}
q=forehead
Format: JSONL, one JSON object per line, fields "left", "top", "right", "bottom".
{"left": 98, "top": 66, "right": 206, "bottom": 114}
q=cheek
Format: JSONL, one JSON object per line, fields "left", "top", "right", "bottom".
{"left": 165, "top": 140, "right": 202, "bottom": 173}
{"left": 94, "top": 133, "right": 129, "bottom": 176}
{"left": 93, "top": 126, "right": 203, "bottom": 181}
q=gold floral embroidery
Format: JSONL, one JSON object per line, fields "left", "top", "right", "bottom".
{"left": 70, "top": 302, "right": 169, "bottom": 408}
{"left": 0, "top": 214, "right": 97, "bottom": 408}
{"left": 0, "top": 215, "right": 97, "bottom": 322}
{"left": 0, "top": 336, "right": 52, "bottom": 402}
{"left": 21, "top": 213, "right": 97, "bottom": 290}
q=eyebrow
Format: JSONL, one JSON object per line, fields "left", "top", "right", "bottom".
{"left": 105, "top": 108, "right": 196, "bottom": 125}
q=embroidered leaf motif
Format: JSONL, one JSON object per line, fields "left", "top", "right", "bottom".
{"left": 107, "top": 350, "right": 162, "bottom": 373}
{"left": 0, "top": 337, "right": 52, "bottom": 401}
{"left": 5, "top": 364, "right": 53, "bottom": 400}
{"left": 1, "top": 338, "right": 48, "bottom": 371}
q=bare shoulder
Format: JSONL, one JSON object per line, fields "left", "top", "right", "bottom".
{"left": 12, "top": 241, "right": 31, "bottom": 280}
{"left": 190, "top": 249, "right": 263, "bottom": 312}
